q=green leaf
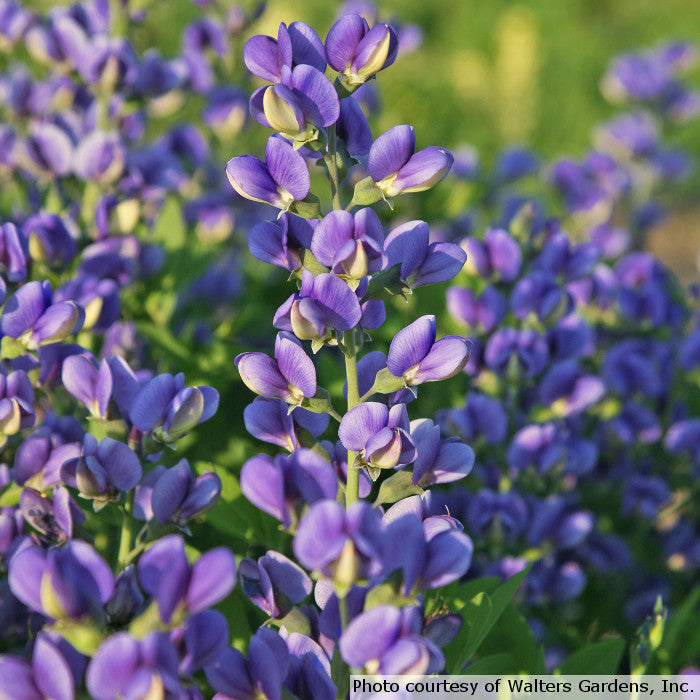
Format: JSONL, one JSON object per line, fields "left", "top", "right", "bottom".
{"left": 485, "top": 604, "right": 546, "bottom": 673}
{"left": 373, "top": 470, "right": 422, "bottom": 507}
{"left": 445, "top": 568, "right": 529, "bottom": 673}
{"left": 151, "top": 196, "right": 186, "bottom": 251}
{"left": 557, "top": 638, "right": 625, "bottom": 675}
{"left": 446, "top": 592, "right": 494, "bottom": 673}
{"left": 463, "top": 653, "right": 518, "bottom": 675}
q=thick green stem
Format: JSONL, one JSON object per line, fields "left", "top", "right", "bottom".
{"left": 117, "top": 491, "right": 134, "bottom": 570}
{"left": 343, "top": 329, "right": 361, "bottom": 508}
{"left": 324, "top": 124, "right": 342, "bottom": 210}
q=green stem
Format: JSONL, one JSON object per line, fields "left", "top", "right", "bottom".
{"left": 109, "top": 0, "right": 127, "bottom": 37}
{"left": 117, "top": 491, "right": 135, "bottom": 570}
{"left": 343, "top": 328, "right": 361, "bottom": 508}
{"left": 324, "top": 124, "right": 342, "bottom": 210}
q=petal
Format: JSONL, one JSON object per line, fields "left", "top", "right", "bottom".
{"left": 243, "top": 397, "right": 296, "bottom": 450}
{"left": 368, "top": 124, "right": 415, "bottom": 182}
{"left": 0, "top": 657, "right": 40, "bottom": 700}
{"left": 338, "top": 605, "right": 401, "bottom": 667}
{"left": 129, "top": 373, "right": 176, "bottom": 431}
{"left": 235, "top": 352, "right": 290, "bottom": 401}
{"left": 311, "top": 211, "right": 354, "bottom": 266}
{"left": 243, "top": 34, "right": 285, "bottom": 82}
{"left": 291, "top": 64, "right": 339, "bottom": 127}
{"left": 338, "top": 402, "right": 389, "bottom": 451}
{"left": 187, "top": 548, "right": 236, "bottom": 613}
{"left": 337, "top": 97, "right": 373, "bottom": 158}
{"left": 262, "top": 551, "right": 312, "bottom": 605}
{"left": 241, "top": 454, "right": 288, "bottom": 526}
{"left": 8, "top": 545, "right": 47, "bottom": 612}
{"left": 391, "top": 146, "right": 453, "bottom": 194}
{"left": 288, "top": 21, "right": 326, "bottom": 72}
{"left": 1, "top": 280, "right": 49, "bottom": 337}
{"left": 386, "top": 315, "right": 436, "bottom": 377}
{"left": 265, "top": 137, "right": 310, "bottom": 201}
{"left": 226, "top": 154, "right": 281, "bottom": 207}
{"left": 151, "top": 461, "right": 190, "bottom": 523}
{"left": 293, "top": 499, "right": 346, "bottom": 570}
{"left": 248, "top": 220, "right": 288, "bottom": 268}
{"left": 324, "top": 14, "right": 366, "bottom": 72}
{"left": 414, "top": 336, "right": 471, "bottom": 384}
{"left": 412, "top": 242, "right": 467, "bottom": 287}
{"left": 383, "top": 220, "right": 429, "bottom": 278}
{"left": 33, "top": 634, "right": 74, "bottom": 700}
{"left": 309, "top": 273, "right": 362, "bottom": 331}
{"left": 423, "top": 530, "right": 473, "bottom": 588}
{"left": 96, "top": 438, "right": 141, "bottom": 491}
{"left": 183, "top": 610, "right": 229, "bottom": 672}
{"left": 205, "top": 647, "right": 253, "bottom": 698}
{"left": 86, "top": 633, "right": 139, "bottom": 700}
{"left": 274, "top": 333, "right": 316, "bottom": 397}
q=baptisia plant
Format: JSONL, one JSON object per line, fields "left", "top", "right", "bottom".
{"left": 223, "top": 12, "right": 479, "bottom": 697}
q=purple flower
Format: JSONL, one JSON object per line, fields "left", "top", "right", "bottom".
{"left": 387, "top": 315, "right": 470, "bottom": 386}
{"left": 436, "top": 392, "right": 508, "bottom": 445}
{"left": 409, "top": 418, "right": 474, "bottom": 486}
{"left": 381, "top": 511, "right": 473, "bottom": 592}
{"left": 447, "top": 285, "right": 507, "bottom": 333}
{"left": 128, "top": 372, "right": 219, "bottom": 443}
{"left": 72, "top": 131, "right": 125, "bottom": 186}
{"left": 239, "top": 550, "right": 312, "bottom": 618}
{"left": 205, "top": 628, "right": 289, "bottom": 700}
{"left": 138, "top": 534, "right": 236, "bottom": 624}
{"left": 384, "top": 220, "right": 466, "bottom": 287}
{"left": 339, "top": 402, "right": 416, "bottom": 471}
{"left": 337, "top": 96, "right": 373, "bottom": 157}
{"left": 149, "top": 459, "right": 221, "bottom": 525}
{"left": 511, "top": 271, "right": 573, "bottom": 323}
{"left": 311, "top": 208, "right": 385, "bottom": 278}
{"left": 244, "top": 22, "right": 326, "bottom": 83}
{"left": 61, "top": 353, "right": 112, "bottom": 420}
{"left": 235, "top": 332, "right": 317, "bottom": 405}
{"left": 240, "top": 449, "right": 337, "bottom": 529}
{"left": 19, "top": 486, "right": 85, "bottom": 542}
{"left": 528, "top": 497, "right": 594, "bottom": 550}
{"left": 14, "top": 122, "right": 74, "bottom": 178}
{"left": 226, "top": 136, "right": 310, "bottom": 210}
{"left": 665, "top": 419, "right": 700, "bottom": 467}
{"left": 0, "top": 632, "right": 84, "bottom": 700}
{"left": 244, "top": 397, "right": 328, "bottom": 451}
{"left": 466, "top": 490, "right": 530, "bottom": 538}
{"left": 86, "top": 632, "right": 181, "bottom": 700}
{"left": 325, "top": 14, "right": 398, "bottom": 91}
{"left": 484, "top": 328, "right": 549, "bottom": 378}
{"left": 462, "top": 228, "right": 522, "bottom": 282}
{"left": 250, "top": 65, "right": 339, "bottom": 146}
{"left": 0, "top": 280, "right": 84, "bottom": 350}
{"left": 0, "top": 369, "right": 36, "bottom": 444}
{"left": 202, "top": 87, "right": 248, "bottom": 139}
{"left": 338, "top": 604, "right": 443, "bottom": 674}
{"left": 368, "top": 125, "right": 453, "bottom": 198}
{"left": 23, "top": 212, "right": 77, "bottom": 267}
{"left": 247, "top": 213, "right": 316, "bottom": 271}
{"left": 9, "top": 539, "right": 114, "bottom": 620}
{"left": 293, "top": 500, "right": 383, "bottom": 584}
{"left": 0, "top": 222, "right": 28, "bottom": 282}
{"left": 274, "top": 271, "right": 362, "bottom": 344}
{"left": 538, "top": 360, "right": 605, "bottom": 416}
{"left": 283, "top": 632, "right": 335, "bottom": 700}
{"left": 61, "top": 434, "right": 141, "bottom": 501}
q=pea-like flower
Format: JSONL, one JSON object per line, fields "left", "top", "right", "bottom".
{"left": 247, "top": 213, "right": 316, "bottom": 271}
{"left": 387, "top": 315, "right": 470, "bottom": 387}
{"left": 128, "top": 371, "right": 219, "bottom": 444}
{"left": 60, "top": 434, "right": 141, "bottom": 503}
{"left": 226, "top": 136, "right": 310, "bottom": 211}
{"left": 273, "top": 271, "right": 362, "bottom": 345}
{"left": 325, "top": 14, "right": 398, "bottom": 92}
{"left": 235, "top": 331, "right": 317, "bottom": 405}
{"left": 9, "top": 539, "right": 114, "bottom": 621}
{"left": 384, "top": 220, "right": 466, "bottom": 288}
{"left": 338, "top": 402, "right": 416, "bottom": 471}
{"left": 367, "top": 125, "right": 453, "bottom": 199}
{"left": 0, "top": 280, "right": 84, "bottom": 350}
{"left": 61, "top": 353, "right": 112, "bottom": 420}
{"left": 409, "top": 418, "right": 475, "bottom": 486}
